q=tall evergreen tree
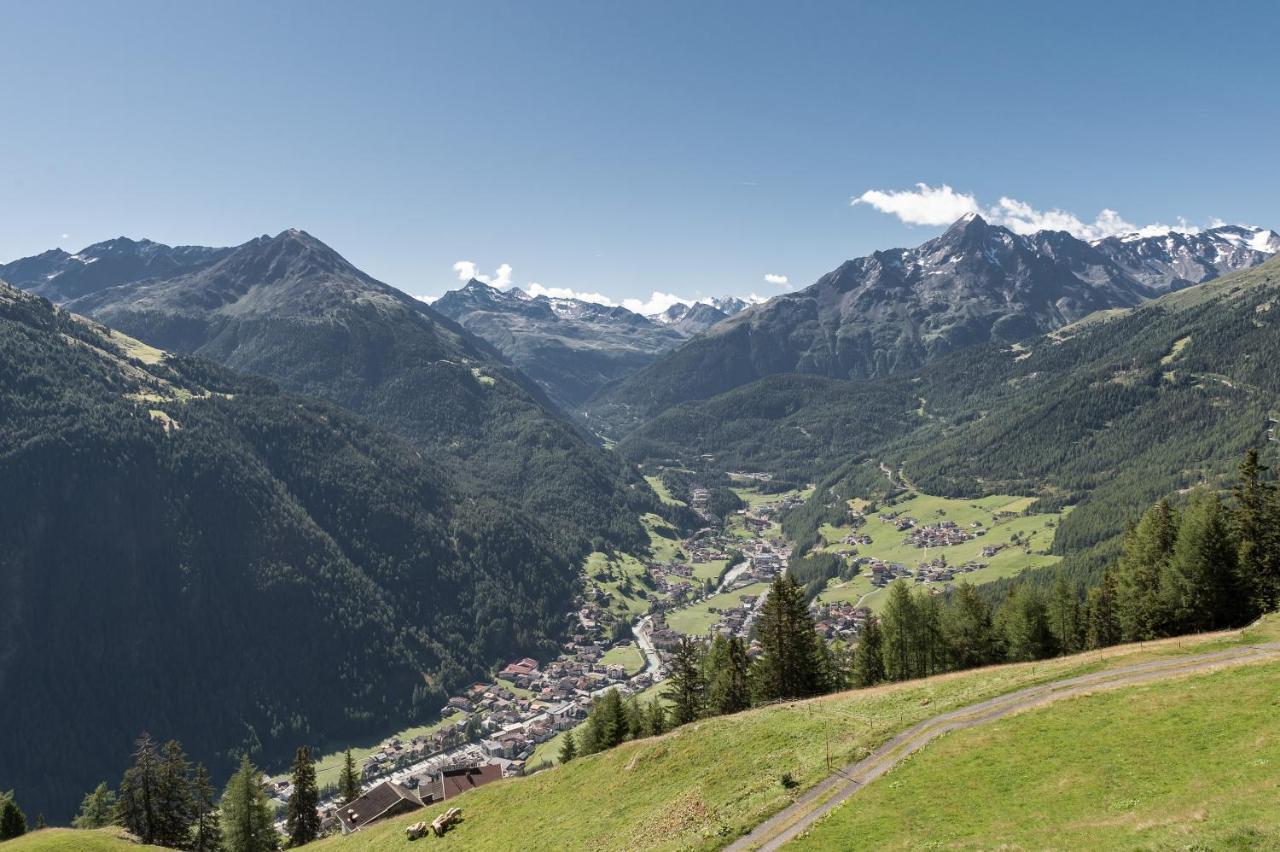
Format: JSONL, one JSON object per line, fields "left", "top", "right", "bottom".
{"left": 752, "top": 574, "right": 824, "bottom": 700}
{"left": 116, "top": 732, "right": 161, "bottom": 844}
{"left": 851, "top": 619, "right": 886, "bottom": 687}
{"left": 73, "top": 782, "right": 117, "bottom": 830}
{"left": 154, "top": 739, "right": 194, "bottom": 848}
{"left": 880, "top": 580, "right": 919, "bottom": 681}
{"left": 1048, "top": 576, "right": 1084, "bottom": 655}
{"left": 1165, "top": 488, "right": 1242, "bottom": 632}
{"left": 337, "top": 749, "right": 360, "bottom": 806}
{"left": 0, "top": 792, "right": 27, "bottom": 841}
{"left": 704, "top": 635, "right": 752, "bottom": 716}
{"left": 666, "top": 638, "right": 707, "bottom": 726}
{"left": 942, "top": 582, "right": 999, "bottom": 668}
{"left": 998, "top": 584, "right": 1057, "bottom": 662}
{"left": 285, "top": 746, "right": 320, "bottom": 848}
{"left": 190, "top": 764, "right": 222, "bottom": 852}
{"left": 220, "top": 755, "right": 279, "bottom": 852}
{"left": 645, "top": 696, "right": 668, "bottom": 737}
{"left": 557, "top": 732, "right": 577, "bottom": 764}
{"left": 913, "top": 589, "right": 946, "bottom": 676}
{"left": 1233, "top": 449, "right": 1280, "bottom": 614}
{"left": 1115, "top": 500, "right": 1180, "bottom": 640}
{"left": 1085, "top": 570, "right": 1122, "bottom": 649}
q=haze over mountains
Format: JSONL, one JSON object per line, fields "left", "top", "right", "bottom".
{"left": 587, "top": 216, "right": 1279, "bottom": 432}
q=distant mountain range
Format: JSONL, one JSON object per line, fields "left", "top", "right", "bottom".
{"left": 587, "top": 216, "right": 1279, "bottom": 432}
{"left": 432, "top": 280, "right": 750, "bottom": 406}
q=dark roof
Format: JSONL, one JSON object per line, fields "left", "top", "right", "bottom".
{"left": 420, "top": 763, "right": 503, "bottom": 804}
{"left": 336, "top": 781, "right": 422, "bottom": 832}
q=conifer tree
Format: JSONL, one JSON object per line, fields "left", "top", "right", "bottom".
{"left": 337, "top": 749, "right": 360, "bottom": 806}
{"left": 704, "top": 635, "right": 751, "bottom": 716}
{"left": 880, "top": 580, "right": 919, "bottom": 681}
{"left": 154, "top": 739, "right": 194, "bottom": 848}
{"left": 116, "top": 732, "right": 161, "bottom": 844}
{"left": 1233, "top": 449, "right": 1280, "bottom": 614}
{"left": 645, "top": 696, "right": 668, "bottom": 737}
{"left": 220, "top": 755, "right": 279, "bottom": 852}
{"left": 913, "top": 589, "right": 946, "bottom": 676}
{"left": 557, "top": 732, "right": 577, "bottom": 764}
{"left": 73, "top": 782, "right": 117, "bottom": 829}
{"left": 998, "top": 584, "right": 1056, "bottom": 662}
{"left": 0, "top": 792, "right": 26, "bottom": 841}
{"left": 190, "top": 764, "right": 221, "bottom": 852}
{"left": 1164, "top": 488, "right": 1241, "bottom": 631}
{"left": 666, "top": 638, "right": 707, "bottom": 725}
{"left": 1085, "top": 570, "right": 1122, "bottom": 649}
{"left": 1048, "top": 576, "right": 1084, "bottom": 655}
{"left": 752, "top": 574, "right": 823, "bottom": 700}
{"left": 851, "top": 619, "right": 886, "bottom": 687}
{"left": 942, "top": 582, "right": 998, "bottom": 668}
{"left": 285, "top": 746, "right": 320, "bottom": 847}
{"left": 1115, "top": 499, "right": 1179, "bottom": 640}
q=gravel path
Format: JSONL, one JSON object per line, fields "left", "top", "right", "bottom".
{"left": 726, "top": 641, "right": 1280, "bottom": 851}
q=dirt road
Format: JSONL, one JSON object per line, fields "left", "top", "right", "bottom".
{"left": 726, "top": 641, "right": 1280, "bottom": 851}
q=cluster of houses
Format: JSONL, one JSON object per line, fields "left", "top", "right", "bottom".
{"left": 811, "top": 600, "right": 871, "bottom": 640}
{"left": 905, "top": 521, "right": 976, "bottom": 548}
{"left": 876, "top": 510, "right": 917, "bottom": 531}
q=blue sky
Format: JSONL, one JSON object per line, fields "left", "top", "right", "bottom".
{"left": 2, "top": 1, "right": 1277, "bottom": 309}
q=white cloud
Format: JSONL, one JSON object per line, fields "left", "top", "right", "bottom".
{"left": 415, "top": 294, "right": 440, "bottom": 304}
{"left": 763, "top": 273, "right": 790, "bottom": 288}
{"left": 854, "top": 183, "right": 1206, "bottom": 241}
{"left": 852, "top": 183, "right": 980, "bottom": 226}
{"left": 61, "top": 233, "right": 69, "bottom": 240}
{"left": 526, "top": 282, "right": 616, "bottom": 305}
{"left": 452, "top": 260, "right": 515, "bottom": 288}
{"left": 621, "top": 291, "right": 694, "bottom": 316}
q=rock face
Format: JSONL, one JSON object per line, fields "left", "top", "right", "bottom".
{"left": 433, "top": 280, "right": 751, "bottom": 407}
{"left": 587, "top": 215, "right": 1278, "bottom": 431}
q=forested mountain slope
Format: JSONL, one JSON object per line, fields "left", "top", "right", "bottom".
{"left": 56, "top": 230, "right": 653, "bottom": 552}
{"left": 0, "top": 282, "right": 584, "bottom": 822}
{"left": 588, "top": 217, "right": 1277, "bottom": 435}
{"left": 626, "top": 257, "right": 1280, "bottom": 580}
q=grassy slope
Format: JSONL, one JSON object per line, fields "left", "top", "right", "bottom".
{"left": 794, "top": 658, "right": 1280, "bottom": 850}
{"left": 304, "top": 617, "right": 1280, "bottom": 851}
{"left": 813, "top": 491, "right": 1067, "bottom": 611}
{"left": 3, "top": 828, "right": 163, "bottom": 851}
{"left": 667, "top": 582, "right": 770, "bottom": 635}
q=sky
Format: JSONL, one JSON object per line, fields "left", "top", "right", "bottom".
{"left": 2, "top": 1, "right": 1278, "bottom": 310}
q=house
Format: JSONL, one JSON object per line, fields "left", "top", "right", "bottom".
{"left": 419, "top": 764, "right": 503, "bottom": 805}
{"left": 335, "top": 781, "right": 423, "bottom": 834}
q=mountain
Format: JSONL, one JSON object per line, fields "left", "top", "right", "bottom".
{"left": 625, "top": 256, "right": 1280, "bottom": 585}
{"left": 588, "top": 215, "right": 1277, "bottom": 433}
{"left": 48, "top": 230, "right": 653, "bottom": 552}
{"left": 0, "top": 281, "right": 582, "bottom": 821}
{"left": 654, "top": 301, "right": 731, "bottom": 335}
{"left": 432, "top": 280, "right": 687, "bottom": 407}
{"left": 0, "top": 237, "right": 231, "bottom": 303}
{"left": 1092, "top": 225, "right": 1280, "bottom": 292}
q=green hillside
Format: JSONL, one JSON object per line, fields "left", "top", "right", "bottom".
{"left": 296, "top": 618, "right": 1279, "bottom": 851}
{"left": 2, "top": 828, "right": 161, "bottom": 851}
{"left": 794, "top": 657, "right": 1280, "bottom": 850}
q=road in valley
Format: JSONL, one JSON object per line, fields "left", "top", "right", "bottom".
{"left": 726, "top": 641, "right": 1280, "bottom": 851}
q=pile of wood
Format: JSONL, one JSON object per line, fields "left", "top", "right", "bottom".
{"left": 432, "top": 807, "right": 463, "bottom": 837}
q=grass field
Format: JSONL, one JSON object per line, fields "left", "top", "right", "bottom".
{"left": 794, "top": 657, "right": 1280, "bottom": 850}
{"left": 600, "top": 642, "right": 647, "bottom": 676}
{"left": 526, "top": 682, "right": 667, "bottom": 768}
{"left": 3, "top": 827, "right": 162, "bottom": 851}
{"left": 644, "top": 475, "right": 686, "bottom": 506}
{"left": 291, "top": 716, "right": 453, "bottom": 791}
{"left": 298, "top": 617, "right": 1280, "bottom": 851}
{"left": 813, "top": 491, "right": 1068, "bottom": 612}
{"left": 665, "top": 582, "right": 769, "bottom": 636}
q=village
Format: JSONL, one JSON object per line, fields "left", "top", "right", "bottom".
{"left": 273, "top": 482, "right": 801, "bottom": 836}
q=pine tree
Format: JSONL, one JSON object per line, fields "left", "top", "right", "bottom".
{"left": 752, "top": 574, "right": 823, "bottom": 700}
{"left": 0, "top": 792, "right": 27, "bottom": 840}
{"left": 1085, "top": 570, "right": 1122, "bottom": 649}
{"left": 645, "top": 697, "right": 668, "bottom": 737}
{"left": 116, "top": 732, "right": 161, "bottom": 844}
{"left": 666, "top": 638, "right": 707, "bottom": 725}
{"left": 190, "top": 764, "right": 222, "bottom": 852}
{"left": 880, "top": 580, "right": 919, "bottom": 681}
{"left": 704, "top": 635, "right": 751, "bottom": 716}
{"left": 942, "top": 582, "right": 998, "bottom": 668}
{"left": 337, "top": 749, "right": 360, "bottom": 806}
{"left": 285, "top": 746, "right": 320, "bottom": 847}
{"left": 1165, "top": 488, "right": 1241, "bottom": 631}
{"left": 557, "top": 732, "right": 577, "bottom": 764}
{"left": 913, "top": 589, "right": 946, "bottom": 676}
{"left": 1233, "top": 449, "right": 1280, "bottom": 615}
{"left": 851, "top": 619, "right": 886, "bottom": 687}
{"left": 220, "top": 755, "right": 279, "bottom": 852}
{"left": 73, "top": 782, "right": 117, "bottom": 829}
{"left": 1048, "top": 576, "right": 1084, "bottom": 655}
{"left": 154, "top": 739, "right": 194, "bottom": 848}
{"left": 1115, "top": 499, "right": 1180, "bottom": 640}
{"left": 998, "top": 584, "right": 1057, "bottom": 662}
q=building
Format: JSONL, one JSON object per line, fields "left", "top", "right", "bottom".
{"left": 335, "top": 781, "right": 423, "bottom": 834}
{"left": 419, "top": 764, "right": 503, "bottom": 805}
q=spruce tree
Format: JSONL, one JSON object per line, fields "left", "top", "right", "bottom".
{"left": 851, "top": 619, "right": 886, "bottom": 687}
{"left": 645, "top": 697, "right": 668, "bottom": 736}
{"left": 1085, "top": 570, "right": 1122, "bottom": 649}
{"left": 666, "top": 638, "right": 707, "bottom": 725}
{"left": 557, "top": 732, "right": 577, "bottom": 764}
{"left": 220, "top": 755, "right": 279, "bottom": 852}
{"left": 1233, "top": 449, "right": 1280, "bottom": 614}
{"left": 116, "top": 732, "right": 161, "bottom": 843}
{"left": 190, "top": 764, "right": 221, "bottom": 852}
{"left": 942, "top": 582, "right": 998, "bottom": 668}
{"left": 752, "top": 574, "right": 823, "bottom": 701}
{"left": 337, "top": 749, "right": 360, "bottom": 806}
{"left": 913, "top": 589, "right": 946, "bottom": 676}
{"left": 154, "top": 739, "right": 194, "bottom": 848}
{"left": 1115, "top": 499, "right": 1179, "bottom": 640}
{"left": 286, "top": 746, "right": 320, "bottom": 847}
{"left": 1048, "top": 576, "right": 1084, "bottom": 655}
{"left": 705, "top": 635, "right": 751, "bottom": 716}
{"left": 73, "top": 782, "right": 117, "bottom": 829}
{"left": 880, "top": 580, "right": 919, "bottom": 681}
{"left": 0, "top": 792, "right": 26, "bottom": 840}
{"left": 998, "top": 584, "right": 1056, "bottom": 662}
{"left": 1165, "top": 488, "right": 1241, "bottom": 631}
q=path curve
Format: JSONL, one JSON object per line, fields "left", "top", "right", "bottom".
{"left": 726, "top": 642, "right": 1280, "bottom": 851}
